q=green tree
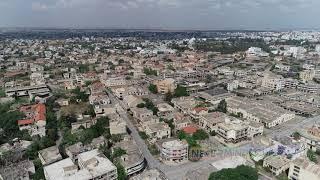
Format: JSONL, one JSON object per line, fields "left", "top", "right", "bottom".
{"left": 136, "top": 103, "right": 145, "bottom": 108}
{"left": 112, "top": 148, "right": 126, "bottom": 159}
{"left": 216, "top": 99, "right": 227, "bottom": 113}
{"left": 307, "top": 149, "right": 318, "bottom": 163}
{"left": 148, "top": 84, "right": 158, "bottom": 94}
{"left": 174, "top": 85, "right": 189, "bottom": 97}
{"left": 209, "top": 165, "right": 258, "bottom": 180}
{"left": 139, "top": 131, "right": 149, "bottom": 140}
{"left": 115, "top": 161, "right": 127, "bottom": 180}
{"left": 192, "top": 129, "right": 209, "bottom": 140}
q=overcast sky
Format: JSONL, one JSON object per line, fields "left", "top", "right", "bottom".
{"left": 1, "top": 0, "right": 320, "bottom": 30}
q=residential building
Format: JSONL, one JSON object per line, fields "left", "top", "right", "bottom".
{"left": 157, "top": 103, "right": 175, "bottom": 118}
{"left": 114, "top": 137, "right": 145, "bottom": 176}
{"left": 160, "top": 139, "right": 188, "bottom": 162}
{"left": 143, "top": 122, "right": 171, "bottom": 140}
{"left": 38, "top": 146, "right": 62, "bottom": 166}
{"left": 216, "top": 118, "right": 249, "bottom": 144}
{"left": 131, "top": 107, "right": 153, "bottom": 120}
{"left": 263, "top": 155, "right": 291, "bottom": 176}
{"left": 78, "top": 149, "right": 118, "bottom": 179}
{"left": 154, "top": 78, "right": 176, "bottom": 94}
{"left": 299, "top": 124, "right": 320, "bottom": 151}
{"left": 288, "top": 158, "right": 320, "bottom": 180}
{"left": 17, "top": 103, "right": 46, "bottom": 137}
{"left": 199, "top": 112, "right": 226, "bottom": 132}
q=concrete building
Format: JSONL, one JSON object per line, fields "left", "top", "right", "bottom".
{"left": 288, "top": 158, "right": 320, "bottom": 180}
{"left": 299, "top": 124, "right": 320, "bottom": 151}
{"left": 217, "top": 118, "right": 249, "bottom": 144}
{"left": 160, "top": 139, "right": 188, "bottom": 162}
{"left": 227, "top": 97, "right": 295, "bottom": 128}
{"left": 131, "top": 107, "right": 153, "bottom": 120}
{"left": 154, "top": 78, "right": 176, "bottom": 94}
{"left": 299, "top": 70, "right": 315, "bottom": 83}
{"left": 261, "top": 72, "right": 285, "bottom": 91}
{"left": 38, "top": 146, "right": 62, "bottom": 166}
{"left": 114, "top": 137, "right": 145, "bottom": 176}
{"left": 17, "top": 103, "right": 47, "bottom": 137}
{"left": 263, "top": 155, "right": 291, "bottom": 176}
{"left": 143, "top": 122, "right": 171, "bottom": 140}
{"left": 156, "top": 103, "right": 175, "bottom": 118}
{"left": 78, "top": 149, "right": 118, "bottom": 179}
{"left": 199, "top": 112, "right": 226, "bottom": 132}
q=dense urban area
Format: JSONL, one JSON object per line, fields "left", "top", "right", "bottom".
{"left": 1, "top": 29, "right": 320, "bottom": 180}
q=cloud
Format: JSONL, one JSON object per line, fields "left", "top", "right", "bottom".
{"left": 31, "top": 2, "right": 48, "bottom": 12}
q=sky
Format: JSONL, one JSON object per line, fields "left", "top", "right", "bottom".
{"left": 1, "top": 0, "right": 320, "bottom": 30}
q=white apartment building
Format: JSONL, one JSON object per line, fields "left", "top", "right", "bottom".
{"left": 44, "top": 149, "right": 117, "bottom": 180}
{"left": 161, "top": 139, "right": 188, "bottom": 162}
{"left": 288, "top": 158, "right": 320, "bottom": 180}
{"left": 217, "top": 118, "right": 249, "bottom": 144}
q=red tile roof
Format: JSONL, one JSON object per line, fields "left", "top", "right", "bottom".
{"left": 182, "top": 125, "right": 198, "bottom": 134}
{"left": 18, "top": 119, "right": 34, "bottom": 126}
{"left": 17, "top": 103, "right": 46, "bottom": 126}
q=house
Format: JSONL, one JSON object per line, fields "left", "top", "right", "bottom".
{"left": 189, "top": 107, "right": 208, "bottom": 120}
{"left": 263, "top": 155, "right": 291, "bottom": 176}
{"left": 38, "top": 146, "right": 62, "bottom": 166}
{"left": 288, "top": 158, "right": 320, "bottom": 180}
{"left": 157, "top": 103, "right": 175, "bottom": 118}
{"left": 131, "top": 107, "right": 153, "bottom": 120}
{"left": 143, "top": 122, "right": 171, "bottom": 140}
{"left": 17, "top": 103, "right": 46, "bottom": 137}
{"left": 173, "top": 112, "right": 192, "bottom": 131}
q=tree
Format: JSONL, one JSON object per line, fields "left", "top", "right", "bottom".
{"left": 115, "top": 161, "right": 127, "bottom": 180}
{"left": 216, "top": 99, "right": 227, "bottom": 113}
{"left": 192, "top": 129, "right": 209, "bottom": 140}
{"left": 292, "top": 132, "right": 301, "bottom": 140}
{"left": 136, "top": 103, "right": 145, "bottom": 108}
{"left": 307, "top": 149, "right": 318, "bottom": 163}
{"left": 174, "top": 85, "right": 189, "bottom": 97}
{"left": 209, "top": 165, "right": 258, "bottom": 180}
{"left": 112, "top": 148, "right": 126, "bottom": 159}
{"left": 139, "top": 131, "right": 149, "bottom": 140}
{"left": 143, "top": 67, "right": 157, "bottom": 76}
{"left": 148, "top": 84, "right": 158, "bottom": 94}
